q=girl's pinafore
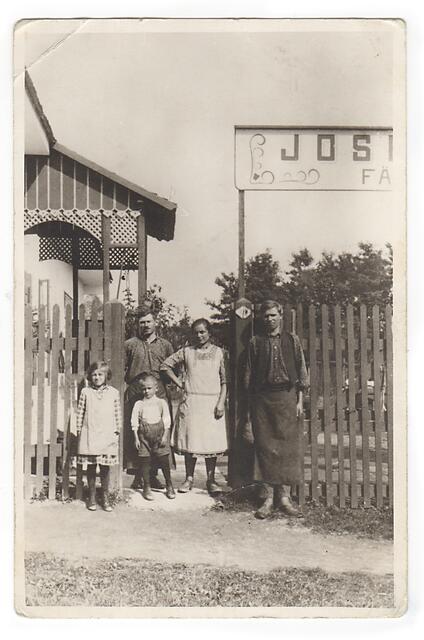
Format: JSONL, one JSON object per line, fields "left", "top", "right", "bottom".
{"left": 76, "top": 385, "right": 121, "bottom": 469}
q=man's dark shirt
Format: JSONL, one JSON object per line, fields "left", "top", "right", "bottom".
{"left": 124, "top": 335, "right": 174, "bottom": 385}
{"left": 244, "top": 331, "right": 308, "bottom": 393}
{"left": 267, "top": 334, "right": 291, "bottom": 387}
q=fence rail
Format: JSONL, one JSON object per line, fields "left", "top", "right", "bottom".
{"left": 23, "top": 301, "right": 393, "bottom": 508}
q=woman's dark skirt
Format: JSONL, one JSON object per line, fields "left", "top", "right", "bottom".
{"left": 250, "top": 387, "right": 301, "bottom": 485}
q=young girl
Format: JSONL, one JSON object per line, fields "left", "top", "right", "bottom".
{"left": 76, "top": 362, "right": 122, "bottom": 512}
{"left": 131, "top": 373, "right": 175, "bottom": 501}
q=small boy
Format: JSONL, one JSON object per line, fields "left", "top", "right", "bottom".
{"left": 131, "top": 373, "right": 175, "bottom": 500}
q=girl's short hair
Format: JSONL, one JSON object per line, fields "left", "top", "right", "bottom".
{"left": 87, "top": 361, "right": 112, "bottom": 383}
{"left": 191, "top": 317, "right": 212, "bottom": 333}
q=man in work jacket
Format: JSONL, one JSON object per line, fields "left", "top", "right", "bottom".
{"left": 244, "top": 299, "right": 308, "bottom": 519}
{"left": 124, "top": 303, "right": 174, "bottom": 489}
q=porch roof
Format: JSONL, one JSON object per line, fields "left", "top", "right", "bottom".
{"left": 24, "top": 70, "right": 177, "bottom": 243}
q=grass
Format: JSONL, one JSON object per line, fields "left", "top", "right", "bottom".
{"left": 25, "top": 553, "right": 393, "bottom": 608}
{"left": 30, "top": 479, "right": 127, "bottom": 507}
{"left": 212, "top": 486, "right": 393, "bottom": 540}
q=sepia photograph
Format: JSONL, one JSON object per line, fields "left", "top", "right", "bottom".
{"left": 13, "top": 17, "right": 407, "bottom": 617}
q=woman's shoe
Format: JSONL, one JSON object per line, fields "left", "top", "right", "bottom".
{"left": 166, "top": 485, "right": 176, "bottom": 500}
{"left": 87, "top": 501, "right": 97, "bottom": 511}
{"left": 206, "top": 480, "right": 222, "bottom": 496}
{"left": 178, "top": 478, "right": 193, "bottom": 493}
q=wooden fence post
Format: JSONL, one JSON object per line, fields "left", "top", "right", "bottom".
{"left": 360, "top": 304, "right": 371, "bottom": 507}
{"left": 89, "top": 298, "right": 100, "bottom": 363}
{"left": 373, "top": 305, "right": 383, "bottom": 507}
{"left": 48, "top": 305, "right": 60, "bottom": 500}
{"left": 321, "top": 305, "right": 333, "bottom": 506}
{"left": 347, "top": 304, "right": 358, "bottom": 508}
{"left": 334, "top": 305, "right": 345, "bottom": 507}
{"left": 75, "top": 304, "right": 86, "bottom": 500}
{"left": 108, "top": 300, "right": 125, "bottom": 492}
{"left": 24, "top": 303, "right": 33, "bottom": 499}
{"left": 296, "top": 303, "right": 305, "bottom": 506}
{"left": 62, "top": 304, "right": 72, "bottom": 500}
{"left": 385, "top": 305, "right": 394, "bottom": 507}
{"left": 308, "top": 305, "right": 319, "bottom": 502}
{"left": 36, "top": 305, "right": 46, "bottom": 497}
{"left": 228, "top": 298, "right": 253, "bottom": 488}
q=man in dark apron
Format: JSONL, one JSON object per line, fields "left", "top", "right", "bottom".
{"left": 244, "top": 300, "right": 308, "bottom": 519}
{"left": 124, "top": 304, "right": 174, "bottom": 489}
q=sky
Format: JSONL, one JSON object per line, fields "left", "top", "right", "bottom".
{"left": 20, "top": 19, "right": 400, "bottom": 317}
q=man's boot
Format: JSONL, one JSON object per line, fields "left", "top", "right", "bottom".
{"left": 255, "top": 484, "right": 274, "bottom": 519}
{"left": 274, "top": 485, "right": 302, "bottom": 517}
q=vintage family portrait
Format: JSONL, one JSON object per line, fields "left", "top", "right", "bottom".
{"left": 14, "top": 18, "right": 407, "bottom": 617}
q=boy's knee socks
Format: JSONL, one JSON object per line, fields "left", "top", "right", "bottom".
{"left": 139, "top": 458, "right": 151, "bottom": 487}
{"left": 157, "top": 455, "right": 172, "bottom": 485}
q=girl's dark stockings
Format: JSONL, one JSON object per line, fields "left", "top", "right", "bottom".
{"left": 205, "top": 456, "right": 217, "bottom": 482}
{"left": 184, "top": 453, "right": 197, "bottom": 479}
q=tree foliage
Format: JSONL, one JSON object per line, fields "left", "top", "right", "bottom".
{"left": 207, "top": 243, "right": 393, "bottom": 325}
{"left": 125, "top": 284, "right": 192, "bottom": 349}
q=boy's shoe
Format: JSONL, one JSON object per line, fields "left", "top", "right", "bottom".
{"left": 178, "top": 478, "right": 193, "bottom": 493}
{"left": 150, "top": 476, "right": 166, "bottom": 490}
{"left": 206, "top": 480, "right": 222, "bottom": 496}
{"left": 165, "top": 485, "right": 176, "bottom": 500}
{"left": 142, "top": 487, "right": 155, "bottom": 501}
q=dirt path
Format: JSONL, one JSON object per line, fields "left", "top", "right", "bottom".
{"left": 25, "top": 499, "right": 393, "bottom": 575}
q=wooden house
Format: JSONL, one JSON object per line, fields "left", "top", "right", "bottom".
{"left": 24, "top": 70, "right": 177, "bottom": 326}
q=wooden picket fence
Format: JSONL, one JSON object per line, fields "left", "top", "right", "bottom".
{"left": 24, "top": 300, "right": 393, "bottom": 509}
{"left": 23, "top": 300, "right": 125, "bottom": 500}
{"left": 280, "top": 302, "right": 393, "bottom": 508}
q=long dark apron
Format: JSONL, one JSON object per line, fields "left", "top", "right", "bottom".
{"left": 250, "top": 387, "right": 301, "bottom": 485}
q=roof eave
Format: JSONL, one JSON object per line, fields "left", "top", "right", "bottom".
{"left": 25, "top": 69, "right": 56, "bottom": 148}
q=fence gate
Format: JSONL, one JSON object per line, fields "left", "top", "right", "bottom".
{"left": 24, "top": 299, "right": 125, "bottom": 500}
{"left": 229, "top": 302, "right": 394, "bottom": 508}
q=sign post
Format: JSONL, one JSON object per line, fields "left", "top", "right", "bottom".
{"left": 238, "top": 190, "right": 245, "bottom": 298}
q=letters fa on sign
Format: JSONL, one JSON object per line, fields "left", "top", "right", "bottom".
{"left": 234, "top": 127, "right": 393, "bottom": 192}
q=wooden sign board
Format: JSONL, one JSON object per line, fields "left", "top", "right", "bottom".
{"left": 235, "top": 126, "right": 393, "bottom": 192}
